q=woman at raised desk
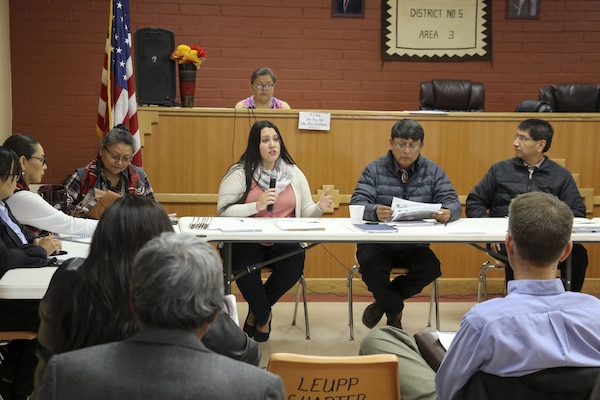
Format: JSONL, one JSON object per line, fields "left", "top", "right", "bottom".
{"left": 62, "top": 124, "right": 155, "bottom": 214}
{"left": 234, "top": 67, "right": 291, "bottom": 110}
{"left": 217, "top": 120, "right": 333, "bottom": 342}
{"left": 0, "top": 146, "right": 61, "bottom": 400}
{"left": 34, "top": 195, "right": 260, "bottom": 398}
{"left": 3, "top": 134, "right": 97, "bottom": 236}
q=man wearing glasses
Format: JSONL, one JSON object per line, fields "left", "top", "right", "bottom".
{"left": 351, "top": 118, "right": 461, "bottom": 330}
{"left": 466, "top": 118, "right": 588, "bottom": 291}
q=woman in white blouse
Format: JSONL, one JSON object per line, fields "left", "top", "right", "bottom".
{"left": 3, "top": 134, "right": 97, "bottom": 236}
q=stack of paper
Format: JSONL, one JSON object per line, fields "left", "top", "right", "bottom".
{"left": 210, "top": 219, "right": 263, "bottom": 232}
{"left": 391, "top": 198, "right": 442, "bottom": 221}
{"left": 57, "top": 234, "right": 93, "bottom": 244}
{"left": 572, "top": 218, "right": 600, "bottom": 233}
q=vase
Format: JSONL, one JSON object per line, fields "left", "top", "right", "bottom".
{"left": 178, "top": 63, "right": 197, "bottom": 107}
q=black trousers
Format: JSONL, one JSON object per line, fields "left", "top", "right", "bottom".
{"left": 356, "top": 243, "right": 441, "bottom": 315}
{"left": 223, "top": 242, "right": 305, "bottom": 325}
{"left": 504, "top": 243, "right": 588, "bottom": 292}
{"left": 0, "top": 299, "right": 40, "bottom": 400}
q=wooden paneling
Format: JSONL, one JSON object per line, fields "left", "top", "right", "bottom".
{"left": 140, "top": 108, "right": 600, "bottom": 281}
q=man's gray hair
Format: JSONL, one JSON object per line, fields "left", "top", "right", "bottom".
{"left": 131, "top": 232, "right": 224, "bottom": 330}
{"left": 508, "top": 192, "right": 573, "bottom": 266}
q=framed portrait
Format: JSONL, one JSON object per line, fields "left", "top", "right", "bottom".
{"left": 332, "top": 0, "right": 364, "bottom": 18}
{"left": 506, "top": 0, "right": 540, "bottom": 19}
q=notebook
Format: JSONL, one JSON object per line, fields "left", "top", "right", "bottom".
{"left": 353, "top": 223, "right": 397, "bottom": 233}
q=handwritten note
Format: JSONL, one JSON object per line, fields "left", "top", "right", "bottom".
{"left": 298, "top": 112, "right": 331, "bottom": 131}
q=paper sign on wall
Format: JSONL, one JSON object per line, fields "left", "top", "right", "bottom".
{"left": 298, "top": 112, "right": 331, "bottom": 131}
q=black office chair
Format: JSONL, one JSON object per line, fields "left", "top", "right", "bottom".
{"left": 419, "top": 79, "right": 485, "bottom": 112}
{"left": 538, "top": 83, "right": 600, "bottom": 112}
{"left": 454, "top": 367, "right": 600, "bottom": 400}
{"left": 514, "top": 99, "right": 553, "bottom": 112}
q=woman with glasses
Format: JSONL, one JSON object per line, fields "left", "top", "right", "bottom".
{"left": 0, "top": 145, "right": 62, "bottom": 400}
{"left": 3, "top": 134, "right": 98, "bottom": 236}
{"left": 62, "top": 124, "right": 156, "bottom": 215}
{"left": 234, "top": 67, "right": 291, "bottom": 110}
{"left": 217, "top": 120, "right": 333, "bottom": 342}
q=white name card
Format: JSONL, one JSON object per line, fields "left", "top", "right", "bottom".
{"left": 298, "top": 112, "right": 331, "bottom": 131}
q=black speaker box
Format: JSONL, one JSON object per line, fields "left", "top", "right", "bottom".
{"left": 133, "top": 27, "right": 176, "bottom": 106}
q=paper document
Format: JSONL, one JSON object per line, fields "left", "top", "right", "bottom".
{"left": 273, "top": 219, "right": 325, "bottom": 231}
{"left": 209, "top": 219, "right": 263, "bottom": 232}
{"left": 389, "top": 220, "right": 435, "bottom": 227}
{"left": 57, "top": 234, "right": 93, "bottom": 244}
{"left": 391, "top": 198, "right": 442, "bottom": 221}
{"left": 436, "top": 331, "right": 457, "bottom": 350}
{"left": 572, "top": 218, "right": 600, "bottom": 232}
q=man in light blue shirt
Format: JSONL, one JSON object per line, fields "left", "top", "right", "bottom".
{"left": 436, "top": 192, "right": 600, "bottom": 399}
{"left": 360, "top": 192, "right": 600, "bottom": 400}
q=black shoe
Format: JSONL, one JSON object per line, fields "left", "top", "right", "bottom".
{"left": 254, "top": 314, "right": 272, "bottom": 343}
{"left": 0, "top": 378, "right": 12, "bottom": 400}
{"left": 362, "top": 302, "right": 385, "bottom": 329}
{"left": 386, "top": 311, "right": 403, "bottom": 329}
{"left": 243, "top": 312, "right": 256, "bottom": 338}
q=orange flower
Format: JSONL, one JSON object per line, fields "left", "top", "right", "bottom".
{"left": 170, "top": 44, "right": 207, "bottom": 69}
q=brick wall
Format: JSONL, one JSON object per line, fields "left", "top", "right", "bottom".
{"left": 8, "top": 0, "right": 600, "bottom": 183}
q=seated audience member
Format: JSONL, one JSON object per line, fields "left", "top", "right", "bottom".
{"left": 217, "top": 120, "right": 333, "bottom": 342}
{"left": 62, "top": 124, "right": 155, "bottom": 214}
{"left": 350, "top": 119, "right": 461, "bottom": 330}
{"left": 234, "top": 67, "right": 291, "bottom": 109}
{"left": 466, "top": 118, "right": 588, "bottom": 291}
{"left": 360, "top": 192, "right": 600, "bottom": 400}
{"left": 0, "top": 146, "right": 62, "bottom": 400}
{"left": 34, "top": 196, "right": 259, "bottom": 397}
{"left": 39, "top": 233, "right": 285, "bottom": 400}
{"left": 3, "top": 134, "right": 97, "bottom": 236}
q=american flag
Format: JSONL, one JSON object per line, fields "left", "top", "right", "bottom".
{"left": 96, "top": 0, "right": 141, "bottom": 166}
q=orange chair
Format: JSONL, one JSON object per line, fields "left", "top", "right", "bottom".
{"left": 267, "top": 353, "right": 401, "bottom": 400}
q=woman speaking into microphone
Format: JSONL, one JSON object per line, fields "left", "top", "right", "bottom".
{"left": 217, "top": 120, "right": 333, "bottom": 342}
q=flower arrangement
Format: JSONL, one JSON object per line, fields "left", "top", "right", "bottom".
{"left": 170, "top": 44, "right": 207, "bottom": 69}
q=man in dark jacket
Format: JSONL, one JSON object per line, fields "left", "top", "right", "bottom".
{"left": 351, "top": 119, "right": 461, "bottom": 330}
{"left": 466, "top": 118, "right": 587, "bottom": 291}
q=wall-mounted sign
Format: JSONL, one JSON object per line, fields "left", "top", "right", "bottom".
{"left": 298, "top": 112, "right": 331, "bottom": 131}
{"left": 382, "top": 0, "right": 491, "bottom": 61}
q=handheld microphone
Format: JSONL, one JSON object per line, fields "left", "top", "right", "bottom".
{"left": 267, "top": 173, "right": 276, "bottom": 212}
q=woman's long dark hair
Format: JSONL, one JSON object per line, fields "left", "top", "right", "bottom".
{"left": 219, "top": 120, "right": 295, "bottom": 213}
{"left": 55, "top": 195, "right": 173, "bottom": 353}
{"left": 3, "top": 134, "right": 40, "bottom": 186}
{"left": 0, "top": 146, "right": 22, "bottom": 183}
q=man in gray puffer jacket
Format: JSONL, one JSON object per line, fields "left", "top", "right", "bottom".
{"left": 351, "top": 119, "right": 461, "bottom": 330}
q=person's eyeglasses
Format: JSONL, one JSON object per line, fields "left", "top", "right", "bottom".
{"left": 254, "top": 83, "right": 274, "bottom": 91}
{"left": 513, "top": 133, "right": 537, "bottom": 142}
{"left": 104, "top": 148, "right": 133, "bottom": 163}
{"left": 30, "top": 156, "right": 46, "bottom": 166}
{"left": 392, "top": 141, "right": 421, "bottom": 151}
